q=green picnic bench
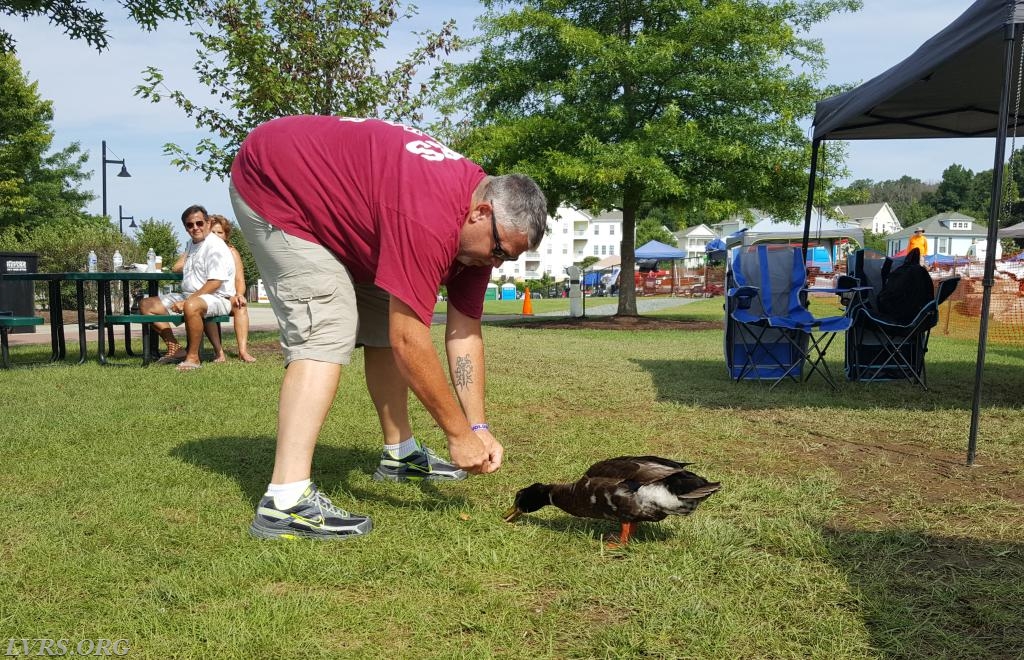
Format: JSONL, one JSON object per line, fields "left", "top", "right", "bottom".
{"left": 0, "top": 315, "right": 45, "bottom": 368}
{"left": 103, "top": 313, "right": 232, "bottom": 366}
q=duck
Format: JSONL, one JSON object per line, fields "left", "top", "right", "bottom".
{"left": 503, "top": 455, "right": 720, "bottom": 547}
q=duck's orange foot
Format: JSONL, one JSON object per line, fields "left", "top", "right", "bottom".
{"left": 603, "top": 521, "right": 635, "bottom": 548}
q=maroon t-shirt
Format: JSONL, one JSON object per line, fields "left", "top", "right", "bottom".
{"left": 230, "top": 116, "right": 490, "bottom": 325}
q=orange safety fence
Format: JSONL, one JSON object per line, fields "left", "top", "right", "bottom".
{"left": 634, "top": 267, "right": 727, "bottom": 297}
{"left": 807, "top": 260, "right": 1024, "bottom": 346}
{"left": 933, "top": 263, "right": 1024, "bottom": 346}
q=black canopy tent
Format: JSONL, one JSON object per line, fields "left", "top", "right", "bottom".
{"left": 999, "top": 220, "right": 1024, "bottom": 237}
{"left": 801, "top": 0, "right": 1024, "bottom": 466}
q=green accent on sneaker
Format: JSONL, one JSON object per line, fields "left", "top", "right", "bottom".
{"left": 249, "top": 484, "right": 372, "bottom": 540}
{"left": 372, "top": 443, "right": 467, "bottom": 482}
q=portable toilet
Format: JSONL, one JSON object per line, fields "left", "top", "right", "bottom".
{"left": 500, "top": 283, "right": 517, "bottom": 300}
{"left": 484, "top": 282, "right": 499, "bottom": 300}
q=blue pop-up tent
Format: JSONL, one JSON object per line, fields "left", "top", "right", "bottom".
{"left": 635, "top": 240, "right": 687, "bottom": 260}
{"left": 926, "top": 254, "right": 972, "bottom": 267}
{"left": 635, "top": 240, "right": 687, "bottom": 294}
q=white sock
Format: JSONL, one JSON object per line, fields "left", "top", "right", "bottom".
{"left": 266, "top": 479, "right": 312, "bottom": 509}
{"left": 384, "top": 436, "right": 419, "bottom": 459}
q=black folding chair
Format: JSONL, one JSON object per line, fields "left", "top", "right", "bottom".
{"left": 846, "top": 249, "right": 960, "bottom": 389}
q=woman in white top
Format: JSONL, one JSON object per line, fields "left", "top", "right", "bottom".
{"left": 206, "top": 214, "right": 256, "bottom": 362}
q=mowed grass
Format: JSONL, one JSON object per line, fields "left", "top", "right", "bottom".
{"left": 1, "top": 298, "right": 1022, "bottom": 659}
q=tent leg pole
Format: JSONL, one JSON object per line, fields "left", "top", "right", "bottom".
{"left": 802, "top": 140, "right": 821, "bottom": 261}
{"left": 967, "top": 21, "right": 1018, "bottom": 467}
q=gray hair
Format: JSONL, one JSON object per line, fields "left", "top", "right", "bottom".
{"left": 482, "top": 174, "right": 548, "bottom": 250}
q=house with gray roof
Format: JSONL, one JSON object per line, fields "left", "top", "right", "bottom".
{"left": 710, "top": 209, "right": 775, "bottom": 238}
{"left": 886, "top": 212, "right": 990, "bottom": 257}
{"left": 673, "top": 224, "right": 717, "bottom": 268}
{"left": 834, "top": 202, "right": 901, "bottom": 235}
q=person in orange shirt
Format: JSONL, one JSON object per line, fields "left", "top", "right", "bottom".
{"left": 908, "top": 228, "right": 928, "bottom": 263}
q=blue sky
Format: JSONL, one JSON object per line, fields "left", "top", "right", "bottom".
{"left": 7, "top": 0, "right": 1002, "bottom": 234}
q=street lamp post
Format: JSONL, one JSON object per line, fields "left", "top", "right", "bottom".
{"left": 101, "top": 140, "right": 131, "bottom": 220}
{"left": 118, "top": 205, "right": 137, "bottom": 235}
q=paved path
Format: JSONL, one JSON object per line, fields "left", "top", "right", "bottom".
{"left": 540, "top": 296, "right": 698, "bottom": 317}
{"left": 6, "top": 297, "right": 699, "bottom": 347}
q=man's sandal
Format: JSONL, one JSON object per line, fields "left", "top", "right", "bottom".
{"left": 156, "top": 346, "right": 186, "bottom": 364}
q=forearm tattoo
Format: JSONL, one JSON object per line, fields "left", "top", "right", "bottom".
{"left": 454, "top": 354, "right": 474, "bottom": 390}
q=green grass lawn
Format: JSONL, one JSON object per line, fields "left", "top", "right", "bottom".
{"left": 2, "top": 300, "right": 1022, "bottom": 658}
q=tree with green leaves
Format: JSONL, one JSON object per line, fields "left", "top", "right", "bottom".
{"left": 0, "top": 52, "right": 94, "bottom": 234}
{"left": 872, "top": 175, "right": 935, "bottom": 208}
{"left": 2, "top": 216, "right": 134, "bottom": 308}
{"left": 859, "top": 229, "right": 886, "bottom": 254}
{"left": 225, "top": 218, "right": 258, "bottom": 288}
{"left": 642, "top": 206, "right": 683, "bottom": 231}
{"left": 635, "top": 217, "right": 676, "bottom": 248}
{"left": 0, "top": 1, "right": 194, "bottom": 53}
{"left": 931, "top": 164, "right": 975, "bottom": 213}
{"left": 829, "top": 178, "right": 872, "bottom": 206}
{"left": 891, "top": 199, "right": 935, "bottom": 227}
{"left": 829, "top": 174, "right": 938, "bottom": 228}
{"left": 134, "top": 218, "right": 181, "bottom": 263}
{"left": 441, "top": 0, "right": 859, "bottom": 315}
{"left": 807, "top": 139, "right": 851, "bottom": 217}
{"left": 136, "top": 0, "right": 461, "bottom": 180}
{"left": 1008, "top": 146, "right": 1024, "bottom": 203}
{"left": 529, "top": 271, "right": 556, "bottom": 293}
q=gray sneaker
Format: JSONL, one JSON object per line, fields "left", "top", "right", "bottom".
{"left": 249, "top": 483, "right": 372, "bottom": 541}
{"left": 372, "top": 442, "right": 468, "bottom": 482}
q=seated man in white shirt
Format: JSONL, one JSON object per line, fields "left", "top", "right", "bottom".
{"left": 139, "top": 204, "right": 236, "bottom": 371}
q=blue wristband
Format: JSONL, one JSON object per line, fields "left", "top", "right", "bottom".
{"left": 471, "top": 423, "right": 489, "bottom": 432}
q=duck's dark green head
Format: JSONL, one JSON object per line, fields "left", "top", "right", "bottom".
{"left": 503, "top": 483, "right": 551, "bottom": 522}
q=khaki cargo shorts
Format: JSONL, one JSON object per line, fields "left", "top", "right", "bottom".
{"left": 229, "top": 180, "right": 391, "bottom": 365}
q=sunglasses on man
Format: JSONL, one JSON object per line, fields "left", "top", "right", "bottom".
{"left": 490, "top": 202, "right": 516, "bottom": 262}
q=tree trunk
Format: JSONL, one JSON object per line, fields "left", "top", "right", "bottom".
{"left": 616, "top": 183, "right": 641, "bottom": 317}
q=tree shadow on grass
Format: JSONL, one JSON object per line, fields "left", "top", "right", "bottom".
{"left": 170, "top": 436, "right": 469, "bottom": 510}
{"left": 823, "top": 527, "right": 1024, "bottom": 659}
{"left": 631, "top": 358, "right": 1024, "bottom": 410}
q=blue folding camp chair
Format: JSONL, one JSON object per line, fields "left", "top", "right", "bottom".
{"left": 845, "top": 249, "right": 960, "bottom": 389}
{"left": 726, "top": 244, "right": 852, "bottom": 389}
{"left": 726, "top": 244, "right": 805, "bottom": 386}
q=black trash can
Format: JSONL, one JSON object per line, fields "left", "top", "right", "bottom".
{"left": 0, "top": 252, "right": 39, "bottom": 333}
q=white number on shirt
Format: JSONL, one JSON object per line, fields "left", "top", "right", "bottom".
{"left": 338, "top": 117, "right": 464, "bottom": 162}
{"left": 405, "top": 139, "right": 464, "bottom": 162}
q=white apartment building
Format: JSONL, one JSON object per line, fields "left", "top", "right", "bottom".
{"left": 491, "top": 205, "right": 624, "bottom": 282}
{"left": 674, "top": 223, "right": 718, "bottom": 269}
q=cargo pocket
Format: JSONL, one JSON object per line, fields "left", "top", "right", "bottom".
{"left": 276, "top": 280, "right": 338, "bottom": 346}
